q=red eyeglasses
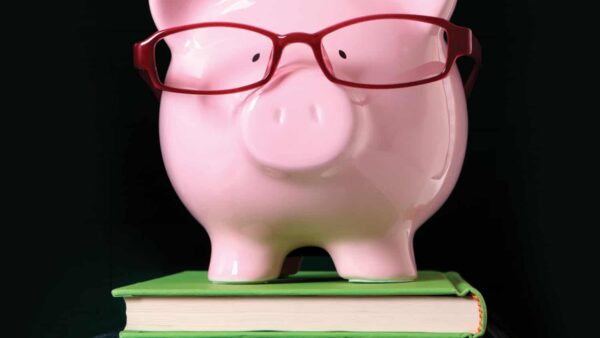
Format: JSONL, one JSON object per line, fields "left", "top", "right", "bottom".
{"left": 134, "top": 14, "right": 481, "bottom": 99}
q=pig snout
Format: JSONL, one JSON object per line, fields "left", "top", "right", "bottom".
{"left": 241, "top": 67, "right": 355, "bottom": 172}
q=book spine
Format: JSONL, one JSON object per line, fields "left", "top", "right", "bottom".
{"left": 445, "top": 271, "right": 488, "bottom": 338}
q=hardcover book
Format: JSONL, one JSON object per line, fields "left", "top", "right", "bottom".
{"left": 112, "top": 271, "right": 486, "bottom": 338}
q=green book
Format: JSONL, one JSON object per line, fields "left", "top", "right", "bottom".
{"left": 113, "top": 271, "right": 487, "bottom": 338}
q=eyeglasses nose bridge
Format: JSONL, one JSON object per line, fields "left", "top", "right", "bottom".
{"left": 277, "top": 32, "right": 320, "bottom": 48}
{"left": 269, "top": 32, "right": 325, "bottom": 75}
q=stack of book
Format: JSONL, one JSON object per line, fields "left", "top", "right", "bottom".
{"left": 112, "top": 271, "right": 486, "bottom": 338}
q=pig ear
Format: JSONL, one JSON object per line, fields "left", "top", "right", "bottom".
{"left": 398, "top": 0, "right": 458, "bottom": 19}
{"left": 149, "top": 0, "right": 207, "bottom": 30}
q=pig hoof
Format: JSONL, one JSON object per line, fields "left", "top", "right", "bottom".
{"left": 208, "top": 238, "right": 290, "bottom": 283}
{"left": 208, "top": 273, "right": 281, "bottom": 284}
{"left": 210, "top": 279, "right": 272, "bottom": 285}
{"left": 208, "top": 265, "right": 283, "bottom": 283}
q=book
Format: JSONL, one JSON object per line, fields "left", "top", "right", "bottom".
{"left": 112, "top": 271, "right": 487, "bottom": 338}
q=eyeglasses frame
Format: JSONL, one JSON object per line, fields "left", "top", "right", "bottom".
{"left": 134, "top": 14, "right": 481, "bottom": 99}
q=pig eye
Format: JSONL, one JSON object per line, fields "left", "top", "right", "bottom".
{"left": 339, "top": 50, "right": 348, "bottom": 59}
{"left": 252, "top": 53, "right": 261, "bottom": 62}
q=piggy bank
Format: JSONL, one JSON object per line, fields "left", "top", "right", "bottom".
{"left": 135, "top": 0, "right": 481, "bottom": 283}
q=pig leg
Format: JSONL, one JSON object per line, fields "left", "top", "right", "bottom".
{"left": 208, "top": 234, "right": 289, "bottom": 283}
{"left": 326, "top": 228, "right": 417, "bottom": 282}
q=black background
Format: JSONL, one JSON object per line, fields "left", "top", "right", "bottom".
{"left": 7, "top": 1, "right": 598, "bottom": 337}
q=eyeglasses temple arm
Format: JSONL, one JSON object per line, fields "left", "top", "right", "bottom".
{"left": 464, "top": 31, "right": 482, "bottom": 98}
{"left": 137, "top": 69, "right": 162, "bottom": 100}
{"left": 134, "top": 42, "right": 162, "bottom": 100}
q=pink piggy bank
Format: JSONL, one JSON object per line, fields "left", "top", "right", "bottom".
{"left": 135, "top": 0, "right": 481, "bottom": 283}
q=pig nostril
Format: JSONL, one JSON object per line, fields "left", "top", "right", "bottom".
{"left": 274, "top": 108, "right": 286, "bottom": 126}
{"left": 310, "top": 105, "right": 324, "bottom": 124}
